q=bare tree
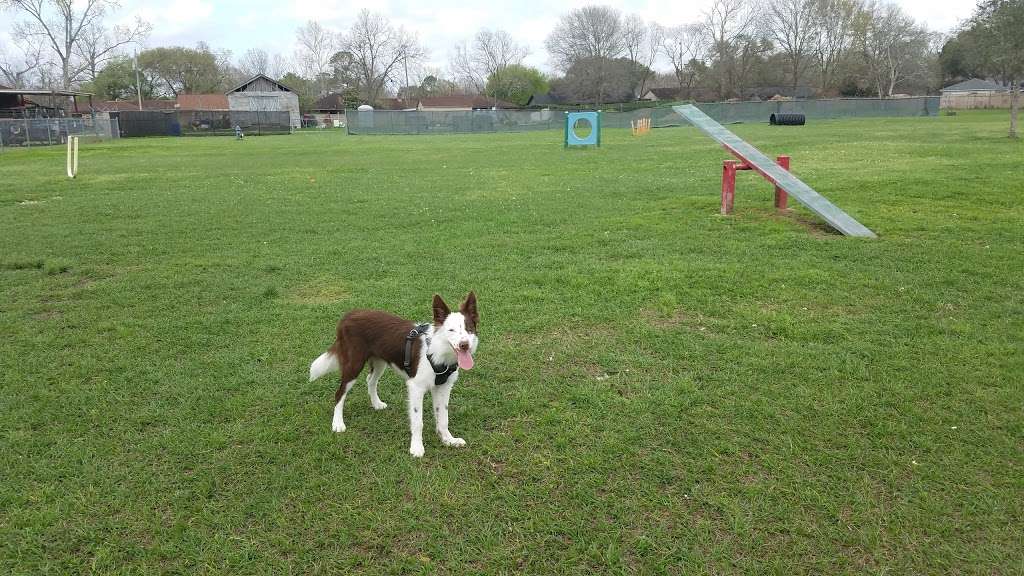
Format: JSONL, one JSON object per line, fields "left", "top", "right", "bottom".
{"left": 0, "top": 37, "right": 45, "bottom": 88}
{"left": 546, "top": 5, "right": 626, "bottom": 70}
{"left": 3, "top": 0, "right": 149, "bottom": 89}
{"left": 240, "top": 48, "right": 270, "bottom": 77}
{"left": 340, "top": 10, "right": 424, "bottom": 104}
{"left": 810, "top": 0, "right": 861, "bottom": 94}
{"left": 764, "top": 0, "right": 817, "bottom": 91}
{"left": 856, "top": 1, "right": 932, "bottom": 98}
{"left": 702, "top": 0, "right": 762, "bottom": 98}
{"left": 474, "top": 29, "right": 527, "bottom": 76}
{"left": 269, "top": 53, "right": 290, "bottom": 80}
{"left": 660, "top": 23, "right": 707, "bottom": 96}
{"left": 622, "top": 15, "right": 662, "bottom": 98}
{"left": 448, "top": 29, "right": 527, "bottom": 94}
{"left": 448, "top": 42, "right": 481, "bottom": 93}
{"left": 73, "top": 17, "right": 150, "bottom": 83}
{"left": 295, "top": 20, "right": 337, "bottom": 95}
{"left": 546, "top": 5, "right": 627, "bottom": 105}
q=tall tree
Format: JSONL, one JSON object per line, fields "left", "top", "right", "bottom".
{"left": 855, "top": 2, "right": 933, "bottom": 98}
{"left": 340, "top": 9, "right": 424, "bottom": 104}
{"left": 546, "top": 5, "right": 626, "bottom": 69}
{"left": 73, "top": 17, "right": 151, "bottom": 83}
{"left": 764, "top": 0, "right": 817, "bottom": 91}
{"left": 622, "top": 15, "right": 662, "bottom": 98}
{"left": 83, "top": 55, "right": 158, "bottom": 100}
{"left": 810, "top": 0, "right": 861, "bottom": 94}
{"left": 269, "top": 53, "right": 290, "bottom": 80}
{"left": 239, "top": 48, "right": 270, "bottom": 77}
{"left": 551, "top": 56, "right": 647, "bottom": 105}
{"left": 660, "top": 23, "right": 707, "bottom": 97}
{"left": 702, "top": 0, "right": 762, "bottom": 98}
{"left": 485, "top": 64, "right": 548, "bottom": 106}
{"left": 449, "top": 28, "right": 527, "bottom": 94}
{"left": 138, "top": 46, "right": 224, "bottom": 97}
{"left": 959, "top": 0, "right": 1023, "bottom": 138}
{"left": 295, "top": 20, "right": 337, "bottom": 96}
{"left": 3, "top": 0, "right": 149, "bottom": 89}
{"left": 0, "top": 37, "right": 44, "bottom": 88}
{"left": 545, "top": 6, "right": 627, "bottom": 105}
{"left": 417, "top": 71, "right": 459, "bottom": 98}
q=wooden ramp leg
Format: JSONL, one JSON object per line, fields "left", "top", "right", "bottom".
{"left": 774, "top": 155, "right": 789, "bottom": 210}
{"left": 722, "top": 160, "right": 737, "bottom": 215}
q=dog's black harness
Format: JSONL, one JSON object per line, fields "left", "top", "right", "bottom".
{"left": 403, "top": 323, "right": 458, "bottom": 386}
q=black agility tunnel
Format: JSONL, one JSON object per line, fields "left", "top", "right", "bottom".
{"left": 770, "top": 113, "right": 806, "bottom": 126}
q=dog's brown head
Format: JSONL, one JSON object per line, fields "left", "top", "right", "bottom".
{"left": 432, "top": 292, "right": 478, "bottom": 369}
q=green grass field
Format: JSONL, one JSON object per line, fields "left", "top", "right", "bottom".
{"left": 1, "top": 111, "right": 1022, "bottom": 574}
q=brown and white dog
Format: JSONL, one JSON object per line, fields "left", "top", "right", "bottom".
{"left": 308, "top": 292, "right": 478, "bottom": 457}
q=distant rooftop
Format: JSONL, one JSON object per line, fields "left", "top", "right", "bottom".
{"left": 941, "top": 78, "right": 1007, "bottom": 93}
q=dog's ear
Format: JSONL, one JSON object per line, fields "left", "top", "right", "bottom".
{"left": 460, "top": 291, "right": 478, "bottom": 330}
{"left": 432, "top": 294, "right": 451, "bottom": 325}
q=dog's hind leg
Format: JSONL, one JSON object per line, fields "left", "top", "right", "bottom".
{"left": 332, "top": 380, "right": 356, "bottom": 433}
{"left": 366, "top": 358, "right": 388, "bottom": 410}
{"left": 332, "top": 352, "right": 366, "bottom": 433}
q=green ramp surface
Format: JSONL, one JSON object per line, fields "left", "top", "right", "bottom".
{"left": 674, "top": 104, "right": 877, "bottom": 238}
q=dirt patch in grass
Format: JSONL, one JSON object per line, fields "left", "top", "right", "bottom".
{"left": 783, "top": 210, "right": 843, "bottom": 237}
{"left": 33, "top": 309, "right": 62, "bottom": 321}
{"left": 641, "top": 307, "right": 714, "bottom": 334}
{"left": 285, "top": 278, "right": 350, "bottom": 305}
{"left": 741, "top": 206, "right": 843, "bottom": 237}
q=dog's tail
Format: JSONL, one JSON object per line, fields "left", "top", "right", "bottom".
{"left": 309, "top": 342, "right": 340, "bottom": 382}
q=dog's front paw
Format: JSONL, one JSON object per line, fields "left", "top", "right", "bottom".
{"left": 442, "top": 437, "right": 466, "bottom": 448}
{"left": 371, "top": 401, "right": 388, "bottom": 410}
{"left": 409, "top": 443, "right": 425, "bottom": 458}
{"left": 331, "top": 421, "right": 346, "bottom": 433}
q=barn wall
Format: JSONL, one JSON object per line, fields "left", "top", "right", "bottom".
{"left": 236, "top": 77, "right": 283, "bottom": 92}
{"left": 227, "top": 92, "right": 300, "bottom": 128}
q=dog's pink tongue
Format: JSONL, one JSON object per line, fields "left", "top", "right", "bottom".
{"left": 456, "top": 348, "right": 474, "bottom": 370}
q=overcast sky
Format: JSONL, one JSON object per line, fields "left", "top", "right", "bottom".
{"left": 2, "top": 0, "right": 974, "bottom": 75}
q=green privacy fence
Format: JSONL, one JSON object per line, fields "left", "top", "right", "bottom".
{"left": 345, "top": 97, "right": 939, "bottom": 135}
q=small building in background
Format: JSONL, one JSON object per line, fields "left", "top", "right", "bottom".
{"left": 940, "top": 78, "right": 1010, "bottom": 109}
{"left": 940, "top": 78, "right": 1007, "bottom": 94}
{"left": 743, "top": 86, "right": 816, "bottom": 100}
{"left": 0, "top": 85, "right": 93, "bottom": 118}
{"left": 310, "top": 92, "right": 348, "bottom": 127}
{"left": 639, "top": 88, "right": 684, "bottom": 102}
{"left": 375, "top": 97, "right": 416, "bottom": 110}
{"left": 417, "top": 95, "right": 517, "bottom": 111}
{"left": 226, "top": 74, "right": 300, "bottom": 128}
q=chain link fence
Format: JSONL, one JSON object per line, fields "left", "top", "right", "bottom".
{"left": 346, "top": 97, "right": 940, "bottom": 135}
{"left": 0, "top": 116, "right": 119, "bottom": 147}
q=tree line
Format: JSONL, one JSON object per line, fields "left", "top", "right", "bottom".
{"left": 1, "top": 0, "right": 1020, "bottom": 133}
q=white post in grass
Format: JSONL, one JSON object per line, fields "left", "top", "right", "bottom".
{"left": 66, "top": 136, "right": 79, "bottom": 178}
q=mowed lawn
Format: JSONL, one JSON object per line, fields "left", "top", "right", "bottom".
{"left": 1, "top": 111, "right": 1021, "bottom": 574}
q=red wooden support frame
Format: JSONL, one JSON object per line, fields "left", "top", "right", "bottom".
{"left": 774, "top": 155, "right": 789, "bottom": 209}
{"left": 721, "top": 160, "right": 737, "bottom": 214}
{"left": 721, "top": 155, "right": 792, "bottom": 215}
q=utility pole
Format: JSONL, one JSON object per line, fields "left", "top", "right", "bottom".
{"left": 134, "top": 52, "right": 143, "bottom": 110}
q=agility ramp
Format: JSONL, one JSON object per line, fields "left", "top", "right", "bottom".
{"left": 673, "top": 104, "right": 876, "bottom": 238}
